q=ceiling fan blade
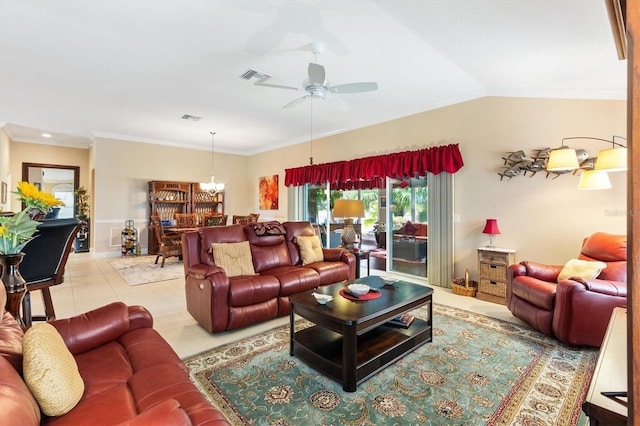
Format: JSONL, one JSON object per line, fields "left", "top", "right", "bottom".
{"left": 282, "top": 94, "right": 311, "bottom": 109}
{"left": 308, "top": 62, "right": 325, "bottom": 85}
{"left": 328, "top": 82, "right": 378, "bottom": 94}
{"left": 255, "top": 81, "right": 300, "bottom": 91}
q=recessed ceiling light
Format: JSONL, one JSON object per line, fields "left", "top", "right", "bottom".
{"left": 42, "top": 133, "right": 52, "bottom": 138}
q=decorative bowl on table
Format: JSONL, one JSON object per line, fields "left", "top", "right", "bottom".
{"left": 347, "top": 283, "right": 371, "bottom": 296}
{"left": 312, "top": 292, "right": 333, "bottom": 305}
{"left": 381, "top": 276, "right": 398, "bottom": 285}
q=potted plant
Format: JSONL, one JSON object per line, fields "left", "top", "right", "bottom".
{"left": 74, "top": 186, "right": 89, "bottom": 220}
{"left": 373, "top": 221, "right": 386, "bottom": 248}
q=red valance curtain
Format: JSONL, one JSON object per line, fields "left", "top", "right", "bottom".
{"left": 285, "top": 143, "right": 463, "bottom": 189}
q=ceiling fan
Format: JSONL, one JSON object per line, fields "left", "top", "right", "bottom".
{"left": 252, "top": 42, "right": 378, "bottom": 109}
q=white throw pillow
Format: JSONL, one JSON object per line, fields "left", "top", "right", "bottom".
{"left": 211, "top": 241, "right": 257, "bottom": 277}
{"left": 22, "top": 323, "right": 85, "bottom": 417}
{"left": 295, "top": 235, "right": 324, "bottom": 265}
{"left": 557, "top": 259, "right": 607, "bottom": 281}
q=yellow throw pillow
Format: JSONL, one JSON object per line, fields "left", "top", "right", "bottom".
{"left": 296, "top": 235, "right": 324, "bottom": 265}
{"left": 23, "top": 323, "right": 84, "bottom": 417}
{"left": 211, "top": 241, "right": 257, "bottom": 277}
{"left": 557, "top": 259, "right": 607, "bottom": 281}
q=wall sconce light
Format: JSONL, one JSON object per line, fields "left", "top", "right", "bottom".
{"left": 546, "top": 145, "right": 579, "bottom": 171}
{"left": 577, "top": 170, "right": 612, "bottom": 190}
{"left": 594, "top": 135, "right": 627, "bottom": 172}
{"left": 482, "top": 219, "right": 501, "bottom": 247}
{"left": 200, "top": 131, "right": 225, "bottom": 193}
{"left": 333, "top": 199, "right": 365, "bottom": 251}
{"left": 547, "top": 136, "right": 627, "bottom": 174}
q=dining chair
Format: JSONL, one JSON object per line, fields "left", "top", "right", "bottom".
{"left": 204, "top": 214, "right": 228, "bottom": 226}
{"left": 151, "top": 215, "right": 183, "bottom": 267}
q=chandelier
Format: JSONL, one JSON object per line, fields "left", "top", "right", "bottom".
{"left": 200, "top": 131, "right": 225, "bottom": 193}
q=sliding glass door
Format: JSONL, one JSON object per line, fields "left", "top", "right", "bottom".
{"left": 388, "top": 177, "right": 428, "bottom": 278}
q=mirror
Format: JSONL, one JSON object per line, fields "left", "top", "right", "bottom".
{"left": 21, "top": 163, "right": 80, "bottom": 219}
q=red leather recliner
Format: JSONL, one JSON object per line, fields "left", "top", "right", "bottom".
{"left": 507, "top": 232, "right": 626, "bottom": 347}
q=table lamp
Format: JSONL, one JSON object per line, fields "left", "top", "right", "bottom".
{"left": 333, "top": 199, "right": 365, "bottom": 251}
{"left": 482, "top": 219, "right": 500, "bottom": 247}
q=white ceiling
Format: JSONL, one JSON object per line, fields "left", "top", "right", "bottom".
{"left": 0, "top": 0, "right": 627, "bottom": 155}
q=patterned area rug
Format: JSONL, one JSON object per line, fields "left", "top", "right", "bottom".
{"left": 108, "top": 255, "right": 183, "bottom": 286}
{"left": 184, "top": 304, "right": 597, "bottom": 425}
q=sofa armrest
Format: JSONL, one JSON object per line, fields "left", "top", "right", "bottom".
{"left": 564, "top": 277, "right": 627, "bottom": 297}
{"left": 553, "top": 278, "right": 627, "bottom": 347}
{"left": 516, "top": 261, "right": 563, "bottom": 282}
{"left": 116, "top": 400, "right": 192, "bottom": 426}
{"left": 322, "top": 247, "right": 347, "bottom": 262}
{"left": 50, "top": 302, "right": 148, "bottom": 355}
{"left": 186, "top": 264, "right": 225, "bottom": 280}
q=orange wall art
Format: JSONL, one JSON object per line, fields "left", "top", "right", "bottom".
{"left": 259, "top": 175, "right": 279, "bottom": 210}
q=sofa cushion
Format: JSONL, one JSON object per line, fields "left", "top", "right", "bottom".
{"left": 212, "top": 241, "right": 257, "bottom": 278}
{"left": 23, "top": 323, "right": 84, "bottom": 417}
{"left": 305, "top": 261, "right": 350, "bottom": 285}
{"left": 510, "top": 276, "right": 557, "bottom": 311}
{"left": 43, "top": 383, "right": 137, "bottom": 426}
{"left": 198, "top": 225, "right": 247, "bottom": 266}
{"left": 295, "top": 235, "right": 324, "bottom": 265}
{"left": 262, "top": 266, "right": 321, "bottom": 296}
{"left": 0, "top": 356, "right": 40, "bottom": 425}
{"left": 557, "top": 259, "right": 607, "bottom": 281}
{"left": 73, "top": 340, "right": 132, "bottom": 399}
{"left": 228, "top": 275, "right": 281, "bottom": 307}
{"left": 399, "top": 221, "right": 418, "bottom": 236}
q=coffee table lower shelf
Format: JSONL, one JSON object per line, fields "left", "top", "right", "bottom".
{"left": 291, "top": 319, "right": 431, "bottom": 392}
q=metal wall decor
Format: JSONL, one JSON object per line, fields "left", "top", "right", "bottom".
{"left": 498, "top": 147, "right": 590, "bottom": 181}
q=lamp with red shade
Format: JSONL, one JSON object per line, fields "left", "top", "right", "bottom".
{"left": 482, "top": 219, "right": 501, "bottom": 247}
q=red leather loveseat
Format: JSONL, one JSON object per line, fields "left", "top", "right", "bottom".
{"left": 507, "top": 232, "right": 626, "bottom": 347}
{"left": 0, "top": 282, "right": 229, "bottom": 425}
{"left": 182, "top": 221, "right": 355, "bottom": 333}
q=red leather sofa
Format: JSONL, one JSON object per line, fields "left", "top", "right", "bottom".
{"left": 507, "top": 232, "right": 627, "bottom": 347}
{"left": 0, "top": 283, "right": 229, "bottom": 425}
{"left": 182, "top": 221, "right": 356, "bottom": 333}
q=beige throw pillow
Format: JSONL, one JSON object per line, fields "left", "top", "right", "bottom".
{"left": 211, "top": 241, "right": 257, "bottom": 277}
{"left": 557, "top": 259, "right": 607, "bottom": 281}
{"left": 23, "top": 323, "right": 85, "bottom": 417}
{"left": 296, "top": 235, "right": 324, "bottom": 265}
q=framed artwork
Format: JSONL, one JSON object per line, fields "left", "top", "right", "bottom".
{"left": 259, "top": 175, "right": 279, "bottom": 210}
{"left": 1, "top": 182, "right": 6, "bottom": 204}
{"left": 379, "top": 195, "right": 387, "bottom": 209}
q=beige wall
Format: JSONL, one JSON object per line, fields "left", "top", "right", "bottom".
{"left": 0, "top": 129, "right": 10, "bottom": 212}
{"left": 91, "top": 138, "right": 249, "bottom": 255}
{"left": 8, "top": 142, "right": 90, "bottom": 213}
{"left": 247, "top": 96, "right": 627, "bottom": 279}
{"left": 4, "top": 96, "right": 627, "bottom": 278}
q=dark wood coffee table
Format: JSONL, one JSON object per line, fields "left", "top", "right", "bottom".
{"left": 289, "top": 275, "right": 433, "bottom": 392}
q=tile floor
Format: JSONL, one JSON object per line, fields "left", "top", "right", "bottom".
{"left": 28, "top": 252, "right": 527, "bottom": 359}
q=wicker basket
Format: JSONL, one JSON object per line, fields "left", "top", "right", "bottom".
{"left": 451, "top": 270, "right": 477, "bottom": 297}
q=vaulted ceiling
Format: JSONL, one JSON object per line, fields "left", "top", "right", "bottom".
{"left": 0, "top": 1, "right": 627, "bottom": 155}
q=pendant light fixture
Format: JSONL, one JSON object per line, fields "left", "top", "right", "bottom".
{"left": 200, "top": 131, "right": 225, "bottom": 193}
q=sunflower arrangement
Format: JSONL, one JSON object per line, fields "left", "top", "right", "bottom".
{"left": 0, "top": 182, "right": 64, "bottom": 255}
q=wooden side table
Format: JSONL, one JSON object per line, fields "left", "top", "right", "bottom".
{"left": 476, "top": 247, "right": 516, "bottom": 305}
{"left": 582, "top": 307, "right": 627, "bottom": 425}
{"left": 349, "top": 250, "right": 370, "bottom": 279}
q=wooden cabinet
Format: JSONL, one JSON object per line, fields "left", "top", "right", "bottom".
{"left": 192, "top": 183, "right": 225, "bottom": 221}
{"left": 476, "top": 247, "right": 516, "bottom": 305}
{"left": 148, "top": 181, "right": 225, "bottom": 254}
